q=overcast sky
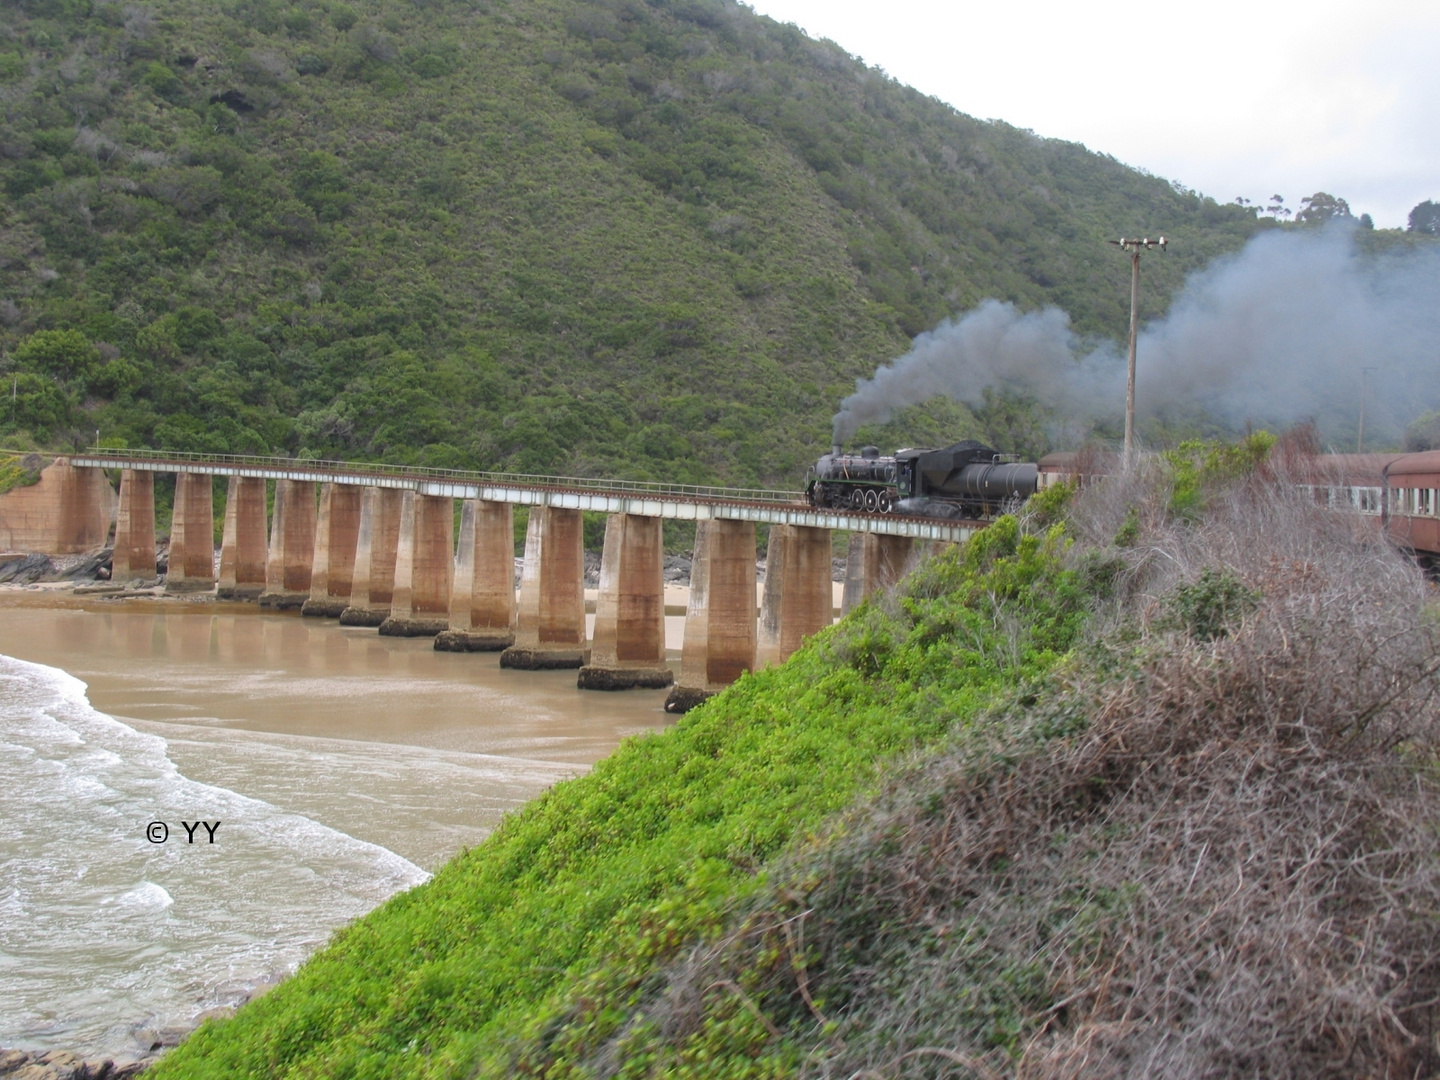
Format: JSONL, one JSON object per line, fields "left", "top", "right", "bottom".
{"left": 745, "top": 0, "right": 1438, "bottom": 229}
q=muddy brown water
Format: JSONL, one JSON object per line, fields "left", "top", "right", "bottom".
{"left": 0, "top": 594, "right": 679, "bottom": 870}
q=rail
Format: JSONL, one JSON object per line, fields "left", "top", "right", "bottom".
{"left": 75, "top": 447, "right": 804, "bottom": 507}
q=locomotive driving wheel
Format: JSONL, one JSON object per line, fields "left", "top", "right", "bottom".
{"left": 863, "top": 489, "right": 879, "bottom": 512}
{"left": 849, "top": 489, "right": 866, "bottom": 511}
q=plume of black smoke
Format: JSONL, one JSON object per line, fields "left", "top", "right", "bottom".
{"left": 832, "top": 226, "right": 1440, "bottom": 448}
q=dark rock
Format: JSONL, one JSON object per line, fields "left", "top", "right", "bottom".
{"left": 499, "top": 646, "right": 588, "bottom": 670}
{"left": 42, "top": 550, "right": 112, "bottom": 582}
{"left": 338, "top": 606, "right": 387, "bottom": 627}
{"left": 216, "top": 585, "right": 263, "bottom": 601}
{"left": 0, "top": 1048, "right": 32, "bottom": 1073}
{"left": 300, "top": 598, "right": 347, "bottom": 617}
{"left": 663, "top": 685, "right": 714, "bottom": 713}
{"left": 256, "top": 592, "right": 306, "bottom": 610}
{"left": 433, "top": 629, "right": 514, "bottom": 652}
{"left": 0, "top": 553, "right": 51, "bottom": 584}
{"left": 377, "top": 617, "right": 448, "bottom": 637}
{"left": 577, "top": 665, "right": 674, "bottom": 691}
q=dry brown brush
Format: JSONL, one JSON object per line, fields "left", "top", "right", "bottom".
{"left": 600, "top": 466, "right": 1440, "bottom": 1079}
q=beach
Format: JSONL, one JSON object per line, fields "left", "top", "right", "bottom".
{"left": 0, "top": 593, "right": 677, "bottom": 1060}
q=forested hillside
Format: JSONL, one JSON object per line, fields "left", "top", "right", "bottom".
{"left": 0, "top": 0, "right": 1263, "bottom": 482}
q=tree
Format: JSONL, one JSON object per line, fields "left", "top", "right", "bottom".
{"left": 12, "top": 329, "right": 100, "bottom": 383}
{"left": 1405, "top": 410, "right": 1440, "bottom": 452}
{"left": 1265, "top": 194, "right": 1292, "bottom": 220}
{"left": 1408, "top": 200, "right": 1440, "bottom": 236}
{"left": 1296, "top": 192, "right": 1352, "bottom": 225}
{"left": 3, "top": 372, "right": 72, "bottom": 437}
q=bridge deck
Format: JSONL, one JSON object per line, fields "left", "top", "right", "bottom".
{"left": 71, "top": 450, "right": 982, "bottom": 543}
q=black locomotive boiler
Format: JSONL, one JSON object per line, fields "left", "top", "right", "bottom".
{"left": 805, "top": 440, "right": 1039, "bottom": 519}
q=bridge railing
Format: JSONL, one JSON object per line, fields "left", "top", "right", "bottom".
{"left": 80, "top": 447, "right": 806, "bottom": 506}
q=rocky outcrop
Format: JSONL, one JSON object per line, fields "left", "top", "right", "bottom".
{"left": 0, "top": 1047, "right": 147, "bottom": 1078}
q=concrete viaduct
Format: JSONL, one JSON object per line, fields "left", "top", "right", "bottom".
{"left": 56, "top": 451, "right": 979, "bottom": 711}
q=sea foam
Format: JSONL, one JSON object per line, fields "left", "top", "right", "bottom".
{"left": 0, "top": 654, "right": 429, "bottom": 1057}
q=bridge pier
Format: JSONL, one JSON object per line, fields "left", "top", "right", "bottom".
{"left": 436, "top": 499, "right": 516, "bottom": 651}
{"left": 756, "top": 524, "right": 832, "bottom": 668}
{"left": 258, "top": 479, "right": 317, "bottom": 609}
{"left": 112, "top": 469, "right": 156, "bottom": 583}
{"left": 500, "top": 505, "right": 588, "bottom": 669}
{"left": 59, "top": 463, "right": 115, "bottom": 554}
{"left": 664, "top": 520, "right": 756, "bottom": 713}
{"left": 380, "top": 492, "right": 455, "bottom": 637}
{"left": 165, "top": 472, "right": 215, "bottom": 593}
{"left": 303, "top": 483, "right": 363, "bottom": 617}
{"left": 0, "top": 457, "right": 115, "bottom": 554}
{"left": 840, "top": 533, "right": 916, "bottom": 615}
{"left": 341, "top": 486, "right": 404, "bottom": 627}
{"left": 580, "top": 513, "right": 672, "bottom": 690}
{"left": 217, "top": 476, "right": 267, "bottom": 600}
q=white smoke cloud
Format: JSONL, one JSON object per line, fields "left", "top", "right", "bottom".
{"left": 833, "top": 226, "right": 1440, "bottom": 447}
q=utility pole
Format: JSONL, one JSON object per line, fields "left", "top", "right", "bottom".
{"left": 1108, "top": 236, "right": 1167, "bottom": 467}
{"left": 1357, "top": 366, "right": 1376, "bottom": 452}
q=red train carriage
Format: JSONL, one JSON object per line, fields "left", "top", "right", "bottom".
{"left": 1384, "top": 451, "right": 1440, "bottom": 559}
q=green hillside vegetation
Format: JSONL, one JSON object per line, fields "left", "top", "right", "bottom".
{"left": 147, "top": 444, "right": 1440, "bottom": 1078}
{"left": 0, "top": 0, "right": 1271, "bottom": 482}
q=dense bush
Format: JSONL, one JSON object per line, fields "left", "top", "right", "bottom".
{"left": 0, "top": 0, "right": 1275, "bottom": 477}
{"left": 518, "top": 449, "right": 1440, "bottom": 1079}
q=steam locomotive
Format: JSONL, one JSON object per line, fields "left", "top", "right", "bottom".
{"left": 805, "top": 440, "right": 1039, "bottom": 519}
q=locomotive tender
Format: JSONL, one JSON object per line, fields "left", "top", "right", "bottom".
{"left": 806, "top": 440, "right": 1039, "bottom": 519}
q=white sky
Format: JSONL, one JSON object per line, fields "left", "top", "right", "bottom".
{"left": 744, "top": 0, "right": 1439, "bottom": 229}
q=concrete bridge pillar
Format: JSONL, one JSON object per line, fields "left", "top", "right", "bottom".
{"left": 217, "top": 476, "right": 267, "bottom": 600}
{"left": 165, "top": 472, "right": 215, "bottom": 593}
{"left": 841, "top": 533, "right": 916, "bottom": 615}
{"left": 341, "top": 486, "right": 404, "bottom": 626}
{"left": 756, "top": 524, "right": 832, "bottom": 668}
{"left": 259, "top": 479, "right": 317, "bottom": 609}
{"left": 580, "top": 513, "right": 672, "bottom": 690}
{"left": 664, "top": 519, "right": 756, "bottom": 713}
{"left": 500, "top": 505, "right": 587, "bottom": 669}
{"left": 380, "top": 492, "right": 455, "bottom": 637}
{"left": 56, "top": 463, "right": 115, "bottom": 554}
{"left": 303, "top": 483, "right": 363, "bottom": 617}
{"left": 111, "top": 469, "right": 156, "bottom": 583}
{"left": 435, "top": 499, "right": 516, "bottom": 651}
{"left": 0, "top": 457, "right": 114, "bottom": 554}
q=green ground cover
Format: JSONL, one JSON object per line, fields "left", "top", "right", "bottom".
{"left": 148, "top": 504, "right": 1089, "bottom": 1078}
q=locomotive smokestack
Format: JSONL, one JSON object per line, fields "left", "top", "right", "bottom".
{"left": 832, "top": 443, "right": 842, "bottom": 457}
